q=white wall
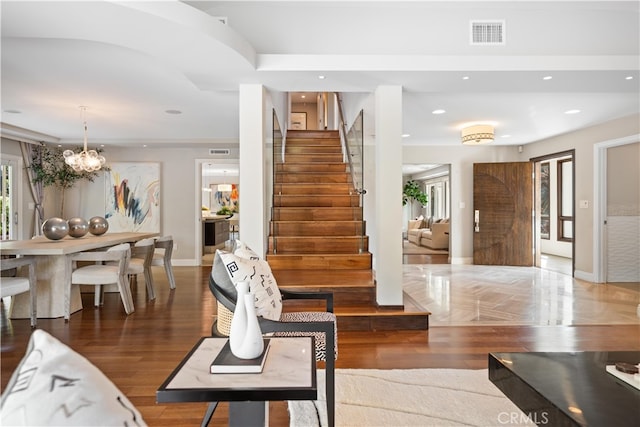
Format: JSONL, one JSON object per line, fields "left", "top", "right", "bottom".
{"left": 5, "top": 112, "right": 639, "bottom": 278}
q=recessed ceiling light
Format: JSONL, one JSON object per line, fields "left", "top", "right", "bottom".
{"left": 501, "top": 134, "right": 511, "bottom": 138}
{"left": 565, "top": 109, "right": 581, "bottom": 114}
{"left": 318, "top": 75, "right": 326, "bottom": 80}
{"left": 625, "top": 76, "right": 634, "bottom": 80}
{"left": 432, "top": 109, "right": 446, "bottom": 115}
{"left": 165, "top": 109, "right": 182, "bottom": 114}
{"left": 543, "top": 76, "right": 553, "bottom": 80}
{"left": 143, "top": 144, "right": 148, "bottom": 148}
{"left": 402, "top": 134, "right": 410, "bottom": 138}
{"left": 462, "top": 76, "right": 470, "bottom": 80}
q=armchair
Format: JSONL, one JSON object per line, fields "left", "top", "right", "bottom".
{"left": 206, "top": 246, "right": 336, "bottom": 427}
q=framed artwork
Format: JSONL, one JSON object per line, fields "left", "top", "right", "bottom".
{"left": 212, "top": 184, "right": 239, "bottom": 213}
{"left": 105, "top": 162, "right": 160, "bottom": 232}
{"left": 290, "top": 112, "right": 307, "bottom": 130}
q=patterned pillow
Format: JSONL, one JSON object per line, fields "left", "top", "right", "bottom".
{"left": 213, "top": 249, "right": 282, "bottom": 321}
{"left": 0, "top": 330, "right": 146, "bottom": 426}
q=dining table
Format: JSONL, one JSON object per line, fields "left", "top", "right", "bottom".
{"left": 1, "top": 231, "right": 158, "bottom": 319}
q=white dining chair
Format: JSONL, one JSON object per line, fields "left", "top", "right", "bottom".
{"left": 0, "top": 256, "right": 38, "bottom": 327}
{"left": 68, "top": 243, "right": 133, "bottom": 319}
{"left": 127, "top": 238, "right": 156, "bottom": 300}
{"left": 151, "top": 235, "right": 176, "bottom": 289}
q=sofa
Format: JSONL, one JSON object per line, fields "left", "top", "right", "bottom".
{"left": 407, "top": 218, "right": 450, "bottom": 250}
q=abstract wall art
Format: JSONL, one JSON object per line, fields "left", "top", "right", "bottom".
{"left": 105, "top": 162, "right": 160, "bottom": 232}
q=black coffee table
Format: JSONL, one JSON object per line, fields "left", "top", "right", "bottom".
{"left": 489, "top": 351, "right": 640, "bottom": 427}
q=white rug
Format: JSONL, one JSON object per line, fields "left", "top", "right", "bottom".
{"left": 288, "top": 369, "right": 535, "bottom": 427}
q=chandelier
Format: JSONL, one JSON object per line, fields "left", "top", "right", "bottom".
{"left": 63, "top": 106, "right": 106, "bottom": 172}
{"left": 218, "top": 170, "right": 232, "bottom": 192}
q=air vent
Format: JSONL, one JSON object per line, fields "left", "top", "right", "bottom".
{"left": 470, "top": 20, "right": 505, "bottom": 45}
{"left": 209, "top": 148, "right": 230, "bottom": 156}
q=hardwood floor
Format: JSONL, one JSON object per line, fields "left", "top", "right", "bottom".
{"left": 2, "top": 265, "right": 639, "bottom": 426}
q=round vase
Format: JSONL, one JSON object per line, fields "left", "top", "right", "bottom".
{"left": 233, "top": 293, "right": 264, "bottom": 360}
{"left": 229, "top": 281, "right": 250, "bottom": 356}
{"left": 42, "top": 217, "right": 69, "bottom": 240}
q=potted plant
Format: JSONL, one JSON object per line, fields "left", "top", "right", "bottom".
{"left": 403, "top": 180, "right": 428, "bottom": 217}
{"left": 29, "top": 143, "right": 107, "bottom": 217}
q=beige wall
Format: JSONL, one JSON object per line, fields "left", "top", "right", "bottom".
{"left": 520, "top": 113, "right": 640, "bottom": 278}
{"left": 607, "top": 142, "right": 640, "bottom": 216}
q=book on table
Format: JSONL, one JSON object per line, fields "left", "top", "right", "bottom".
{"left": 210, "top": 339, "right": 271, "bottom": 374}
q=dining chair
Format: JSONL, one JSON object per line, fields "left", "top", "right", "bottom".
{"left": 151, "top": 235, "right": 176, "bottom": 289}
{"left": 127, "top": 238, "right": 156, "bottom": 300}
{"left": 0, "top": 256, "right": 38, "bottom": 327}
{"left": 68, "top": 243, "right": 133, "bottom": 319}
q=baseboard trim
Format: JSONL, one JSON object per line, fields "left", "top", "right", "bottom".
{"left": 574, "top": 269, "right": 598, "bottom": 283}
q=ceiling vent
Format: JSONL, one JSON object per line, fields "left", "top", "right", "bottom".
{"left": 209, "top": 148, "right": 230, "bottom": 156}
{"left": 470, "top": 20, "right": 505, "bottom": 45}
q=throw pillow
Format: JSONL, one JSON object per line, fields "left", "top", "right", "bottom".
{"left": 0, "top": 330, "right": 146, "bottom": 426}
{"left": 232, "top": 240, "right": 260, "bottom": 260}
{"left": 213, "top": 249, "right": 282, "bottom": 321}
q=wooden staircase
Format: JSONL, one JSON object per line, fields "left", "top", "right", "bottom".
{"left": 267, "top": 129, "right": 429, "bottom": 331}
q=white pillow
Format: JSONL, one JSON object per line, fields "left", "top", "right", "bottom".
{"left": 215, "top": 249, "right": 282, "bottom": 321}
{"left": 233, "top": 240, "right": 260, "bottom": 260}
{"left": 0, "top": 330, "right": 146, "bottom": 426}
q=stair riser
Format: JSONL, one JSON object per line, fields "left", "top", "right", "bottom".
{"left": 276, "top": 163, "right": 346, "bottom": 173}
{"left": 269, "top": 237, "right": 369, "bottom": 253}
{"left": 279, "top": 287, "right": 376, "bottom": 306}
{"left": 337, "top": 315, "right": 430, "bottom": 332}
{"left": 266, "top": 254, "right": 372, "bottom": 270}
{"left": 271, "top": 222, "right": 365, "bottom": 236}
{"left": 285, "top": 145, "right": 342, "bottom": 154}
{"left": 284, "top": 154, "right": 344, "bottom": 163}
{"left": 287, "top": 130, "right": 339, "bottom": 139}
{"left": 273, "top": 195, "right": 360, "bottom": 207}
{"left": 272, "top": 208, "right": 362, "bottom": 221}
{"left": 275, "top": 174, "right": 351, "bottom": 184}
{"left": 274, "top": 183, "right": 351, "bottom": 195}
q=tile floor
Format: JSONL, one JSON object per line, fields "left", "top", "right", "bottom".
{"left": 403, "top": 263, "right": 640, "bottom": 326}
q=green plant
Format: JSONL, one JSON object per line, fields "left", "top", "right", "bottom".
{"left": 402, "top": 180, "right": 428, "bottom": 206}
{"left": 216, "top": 206, "right": 234, "bottom": 215}
{"left": 29, "top": 143, "right": 107, "bottom": 216}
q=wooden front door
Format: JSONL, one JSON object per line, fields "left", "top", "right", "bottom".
{"left": 473, "top": 162, "right": 533, "bottom": 266}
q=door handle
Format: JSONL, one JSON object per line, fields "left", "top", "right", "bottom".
{"left": 474, "top": 210, "right": 480, "bottom": 232}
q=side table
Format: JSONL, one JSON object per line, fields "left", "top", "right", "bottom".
{"left": 157, "top": 337, "right": 316, "bottom": 427}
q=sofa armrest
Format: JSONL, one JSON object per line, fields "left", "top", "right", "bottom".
{"left": 430, "top": 222, "right": 449, "bottom": 236}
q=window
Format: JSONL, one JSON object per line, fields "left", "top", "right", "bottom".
{"left": 557, "top": 159, "right": 573, "bottom": 242}
{"left": 1, "top": 155, "right": 22, "bottom": 240}
{"left": 540, "top": 162, "right": 550, "bottom": 240}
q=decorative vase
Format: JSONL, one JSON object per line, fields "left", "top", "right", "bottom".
{"left": 88, "top": 216, "right": 109, "bottom": 235}
{"left": 229, "top": 281, "right": 250, "bottom": 356}
{"left": 234, "top": 293, "right": 264, "bottom": 359}
{"left": 42, "top": 217, "right": 69, "bottom": 240}
{"left": 67, "top": 217, "right": 89, "bottom": 238}
{"left": 229, "top": 281, "right": 264, "bottom": 359}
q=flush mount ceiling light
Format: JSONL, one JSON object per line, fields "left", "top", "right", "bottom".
{"left": 461, "top": 124, "right": 494, "bottom": 145}
{"left": 63, "top": 106, "right": 106, "bottom": 172}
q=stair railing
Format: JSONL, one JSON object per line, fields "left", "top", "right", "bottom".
{"left": 271, "top": 109, "right": 284, "bottom": 254}
{"left": 335, "top": 93, "right": 366, "bottom": 253}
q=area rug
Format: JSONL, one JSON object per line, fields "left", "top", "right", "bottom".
{"left": 403, "top": 240, "right": 448, "bottom": 255}
{"left": 288, "top": 368, "right": 535, "bottom": 426}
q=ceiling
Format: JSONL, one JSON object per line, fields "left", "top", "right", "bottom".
{"left": 1, "top": 1, "right": 638, "bottom": 149}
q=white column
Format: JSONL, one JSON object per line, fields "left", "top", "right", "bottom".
{"left": 374, "top": 86, "right": 403, "bottom": 306}
{"left": 239, "top": 84, "right": 267, "bottom": 256}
